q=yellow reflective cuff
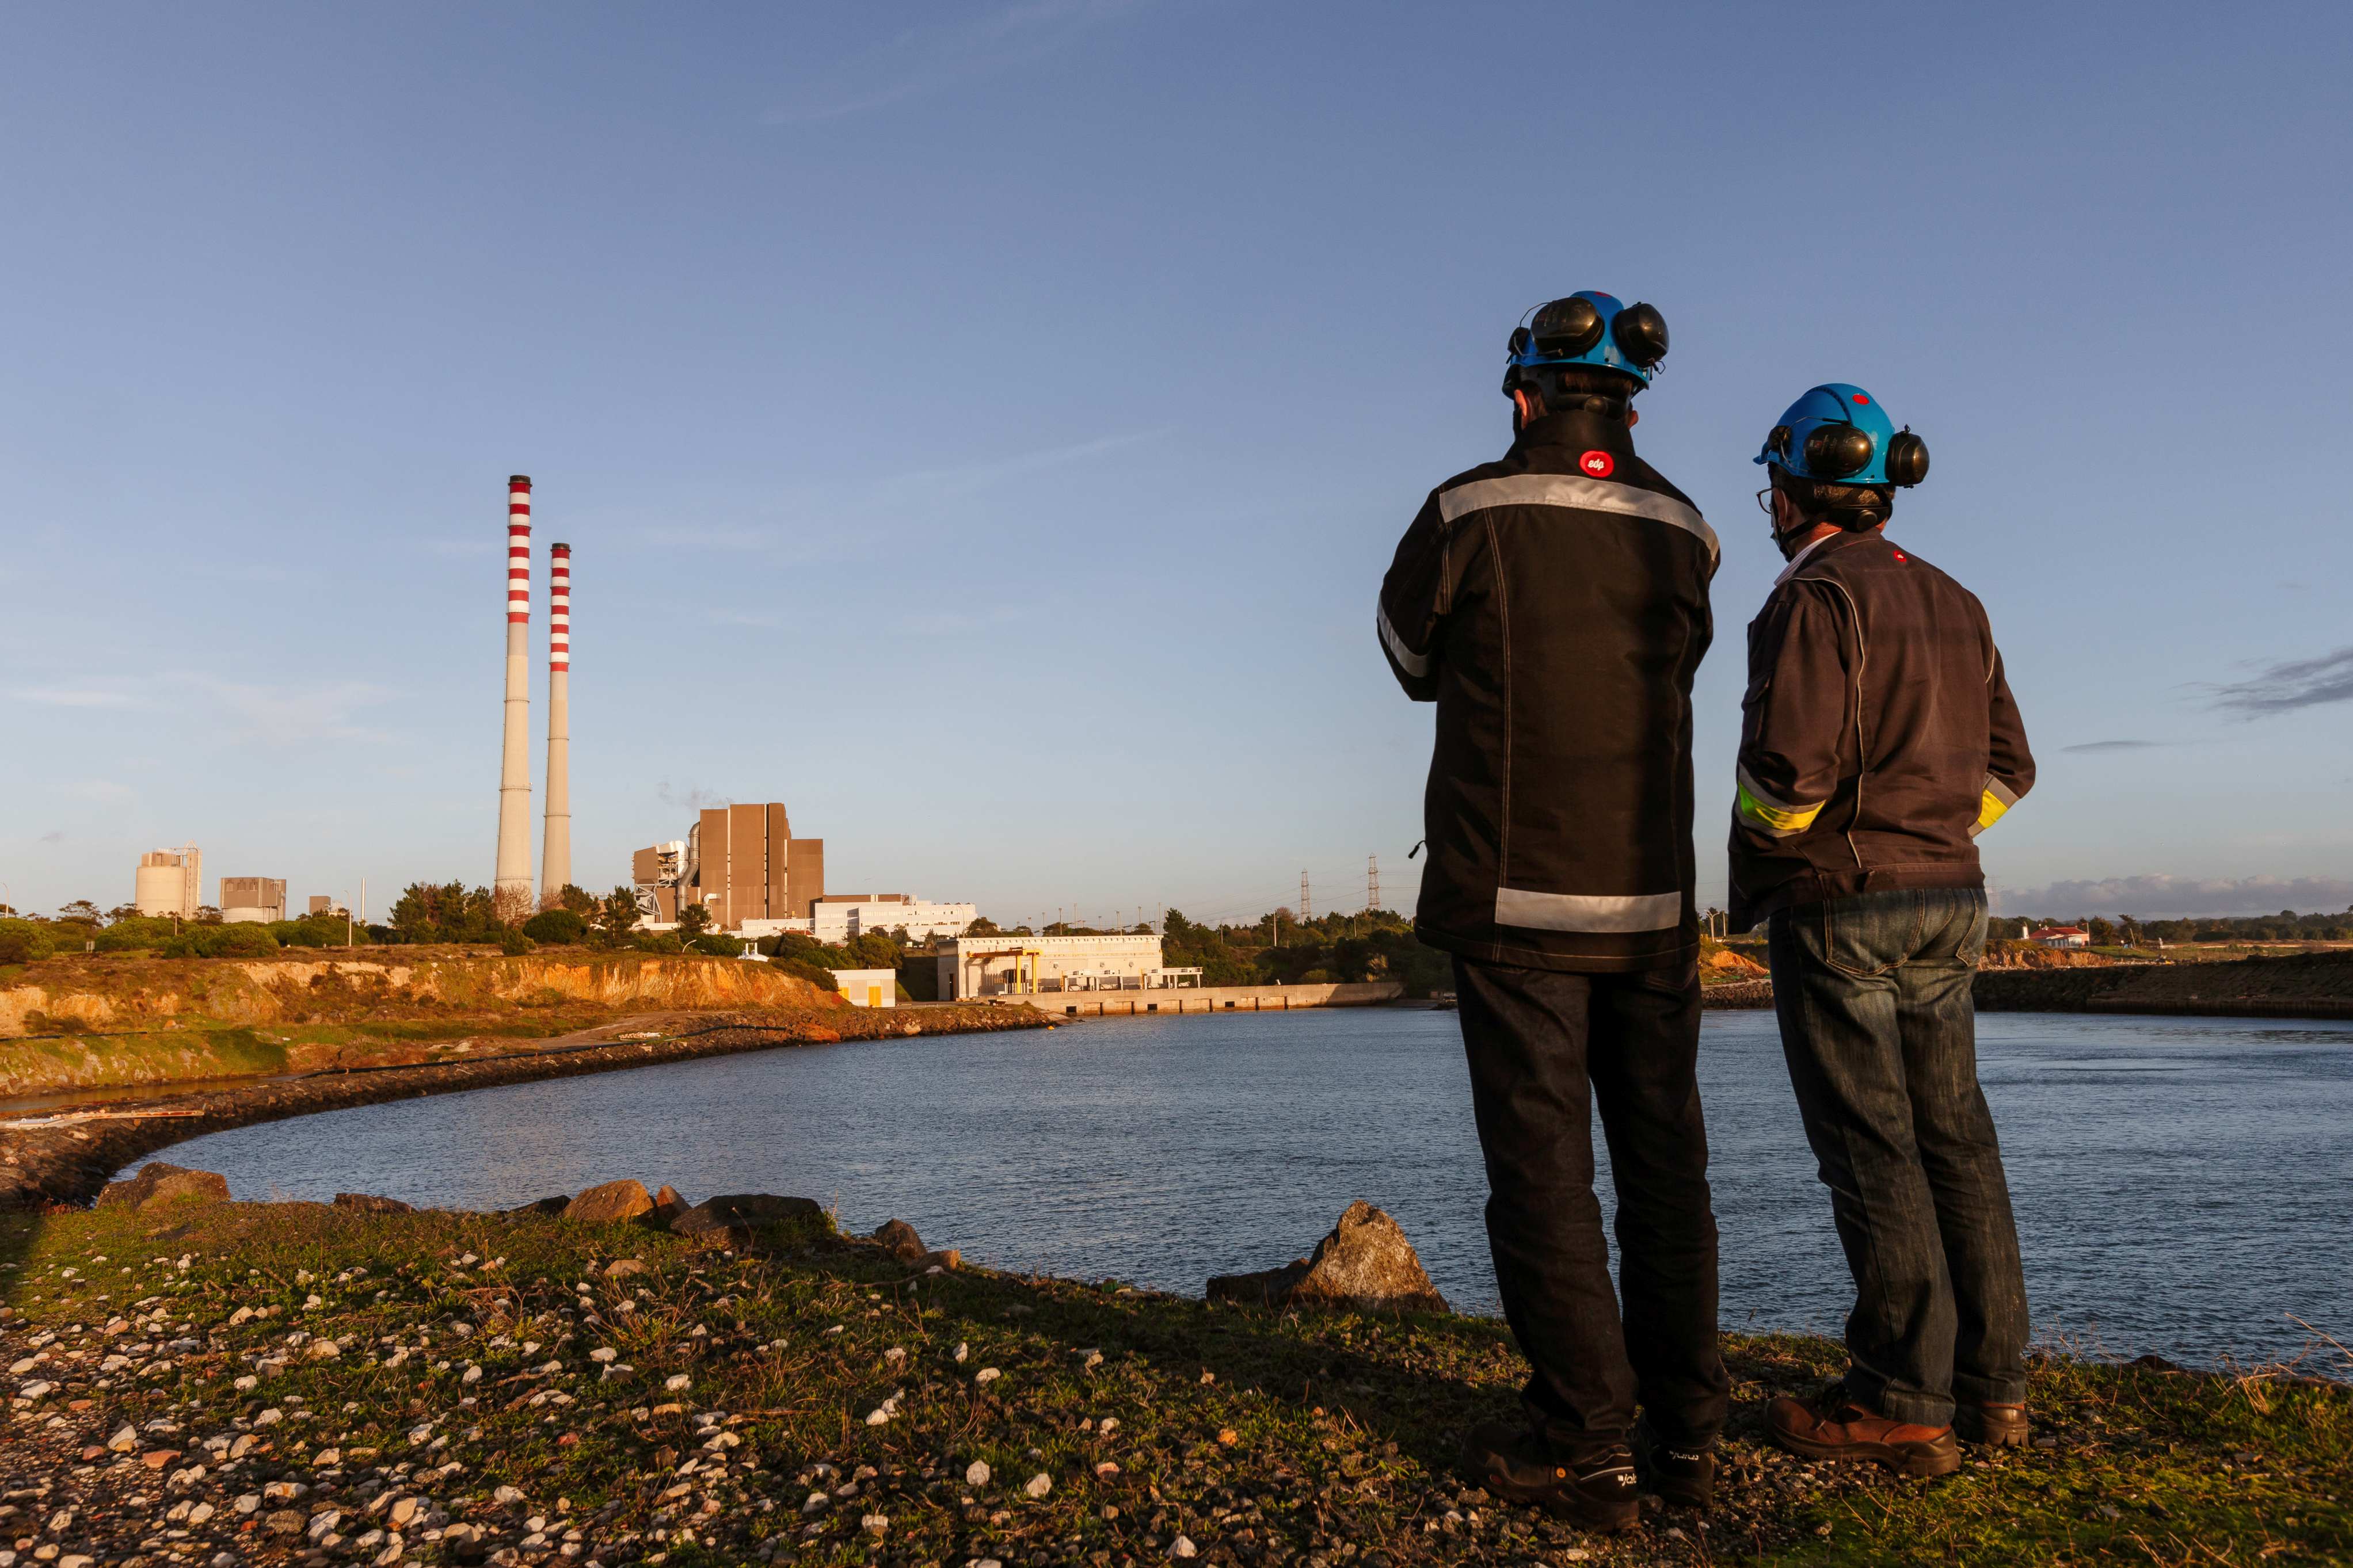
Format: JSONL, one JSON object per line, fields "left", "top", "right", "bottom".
{"left": 1737, "top": 783, "right": 1823, "bottom": 837}
{"left": 1977, "top": 790, "right": 2010, "bottom": 832}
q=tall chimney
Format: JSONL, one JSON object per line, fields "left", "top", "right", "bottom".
{"left": 493, "top": 475, "right": 535, "bottom": 915}
{"left": 540, "top": 541, "right": 572, "bottom": 906}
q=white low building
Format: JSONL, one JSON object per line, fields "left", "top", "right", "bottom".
{"left": 938, "top": 932, "right": 1201, "bottom": 1001}
{"left": 831, "top": 968, "right": 897, "bottom": 1008}
{"left": 811, "top": 894, "right": 976, "bottom": 944}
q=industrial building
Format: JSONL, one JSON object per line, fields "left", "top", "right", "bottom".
{"left": 810, "top": 894, "right": 977, "bottom": 943}
{"left": 830, "top": 968, "right": 898, "bottom": 1008}
{"left": 219, "top": 877, "right": 287, "bottom": 924}
{"left": 938, "top": 932, "right": 1201, "bottom": 1001}
{"left": 133, "top": 845, "right": 202, "bottom": 918}
{"left": 633, "top": 804, "right": 824, "bottom": 932}
{"left": 631, "top": 841, "right": 687, "bottom": 922}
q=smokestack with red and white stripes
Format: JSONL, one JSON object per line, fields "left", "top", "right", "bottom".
{"left": 493, "top": 476, "right": 535, "bottom": 913}
{"left": 540, "top": 541, "right": 572, "bottom": 906}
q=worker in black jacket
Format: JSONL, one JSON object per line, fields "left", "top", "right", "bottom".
{"left": 1731, "top": 384, "right": 2035, "bottom": 1478}
{"left": 1379, "top": 292, "right": 1727, "bottom": 1529}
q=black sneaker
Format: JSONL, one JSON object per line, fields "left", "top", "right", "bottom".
{"left": 1461, "top": 1420, "right": 1639, "bottom": 1532}
{"left": 1636, "top": 1430, "right": 1715, "bottom": 1509}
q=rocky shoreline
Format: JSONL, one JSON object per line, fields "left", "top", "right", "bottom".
{"left": 0, "top": 1006, "right": 1052, "bottom": 1214}
{"left": 1704, "top": 950, "right": 2353, "bottom": 1020}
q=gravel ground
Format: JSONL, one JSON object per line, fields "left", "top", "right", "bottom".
{"left": 2, "top": 1199, "right": 2346, "bottom": 1567}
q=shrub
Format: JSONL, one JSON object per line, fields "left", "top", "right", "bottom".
{"left": 775, "top": 958, "right": 842, "bottom": 993}
{"left": 161, "top": 924, "right": 281, "bottom": 959}
{"left": 94, "top": 917, "right": 181, "bottom": 952}
{"left": 497, "top": 927, "right": 535, "bottom": 956}
{"left": 688, "top": 933, "right": 745, "bottom": 957}
{"left": 523, "top": 909, "right": 588, "bottom": 944}
{"left": 0, "top": 920, "right": 55, "bottom": 964}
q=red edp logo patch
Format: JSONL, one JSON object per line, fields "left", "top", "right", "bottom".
{"left": 1579, "top": 450, "right": 1615, "bottom": 478}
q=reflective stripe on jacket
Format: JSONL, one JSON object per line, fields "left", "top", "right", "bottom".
{"left": 1727, "top": 529, "right": 2034, "bottom": 929}
{"left": 1379, "top": 409, "right": 1716, "bottom": 972}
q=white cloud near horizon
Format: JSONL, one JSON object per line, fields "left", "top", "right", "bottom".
{"left": 2001, "top": 874, "right": 2353, "bottom": 918}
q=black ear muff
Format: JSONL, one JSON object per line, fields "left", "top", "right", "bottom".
{"left": 1507, "top": 326, "right": 1532, "bottom": 357}
{"left": 1610, "top": 301, "right": 1669, "bottom": 367}
{"left": 1529, "top": 295, "right": 1604, "bottom": 358}
{"left": 1885, "top": 428, "right": 1930, "bottom": 486}
{"left": 1805, "top": 423, "right": 1876, "bottom": 479}
{"left": 1765, "top": 424, "right": 1794, "bottom": 461}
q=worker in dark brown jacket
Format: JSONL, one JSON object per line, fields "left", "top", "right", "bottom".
{"left": 1730, "top": 383, "right": 2035, "bottom": 1479}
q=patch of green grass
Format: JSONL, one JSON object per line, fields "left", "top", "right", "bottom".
{"left": 1, "top": 1205, "right": 2344, "bottom": 1566}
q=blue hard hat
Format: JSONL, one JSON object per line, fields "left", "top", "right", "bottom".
{"left": 1756, "top": 383, "right": 1930, "bottom": 487}
{"left": 1506, "top": 291, "right": 1669, "bottom": 387}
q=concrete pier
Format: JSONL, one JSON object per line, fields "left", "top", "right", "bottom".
{"left": 985, "top": 981, "right": 1405, "bottom": 1018}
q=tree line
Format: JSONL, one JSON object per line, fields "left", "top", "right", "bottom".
{"left": 2004, "top": 909, "right": 2353, "bottom": 946}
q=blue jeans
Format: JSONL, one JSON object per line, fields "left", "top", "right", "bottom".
{"left": 1767, "top": 888, "right": 2030, "bottom": 1425}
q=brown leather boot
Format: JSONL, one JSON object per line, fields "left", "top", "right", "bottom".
{"left": 1953, "top": 1402, "right": 2028, "bottom": 1448}
{"left": 1766, "top": 1390, "right": 1960, "bottom": 1478}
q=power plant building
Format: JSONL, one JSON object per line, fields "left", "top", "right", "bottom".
{"left": 133, "top": 846, "right": 202, "bottom": 918}
{"left": 938, "top": 933, "right": 1200, "bottom": 1000}
{"left": 635, "top": 805, "right": 824, "bottom": 932}
{"left": 631, "top": 841, "right": 687, "bottom": 922}
{"left": 811, "top": 894, "right": 977, "bottom": 943}
{"left": 219, "top": 877, "right": 287, "bottom": 924}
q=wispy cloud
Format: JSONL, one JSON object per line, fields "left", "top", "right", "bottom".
{"left": 71, "top": 780, "right": 136, "bottom": 803}
{"left": 12, "top": 674, "right": 393, "bottom": 745}
{"left": 763, "top": 0, "right": 1145, "bottom": 125}
{"left": 632, "top": 525, "right": 777, "bottom": 551}
{"left": 174, "top": 676, "right": 395, "bottom": 745}
{"left": 2061, "top": 738, "right": 2168, "bottom": 754}
{"left": 896, "top": 604, "right": 1029, "bottom": 635}
{"left": 2204, "top": 645, "right": 2353, "bottom": 718}
{"left": 10, "top": 685, "right": 141, "bottom": 709}
{"left": 39, "top": 828, "right": 64, "bottom": 844}
{"left": 2002, "top": 874, "right": 2353, "bottom": 918}
{"left": 873, "top": 427, "right": 1170, "bottom": 504}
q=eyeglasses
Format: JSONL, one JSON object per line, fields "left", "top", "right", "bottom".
{"left": 1755, "top": 487, "right": 1774, "bottom": 516}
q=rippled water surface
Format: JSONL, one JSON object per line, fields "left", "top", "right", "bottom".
{"left": 154, "top": 1007, "right": 2353, "bottom": 1368}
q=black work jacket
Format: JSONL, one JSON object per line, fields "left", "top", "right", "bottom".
{"left": 1379, "top": 410, "right": 1718, "bottom": 972}
{"left": 1727, "top": 529, "right": 2034, "bottom": 929}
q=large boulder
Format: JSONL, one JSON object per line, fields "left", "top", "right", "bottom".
{"left": 669, "top": 1193, "right": 826, "bottom": 1239}
{"left": 872, "top": 1218, "right": 927, "bottom": 1262}
{"left": 562, "top": 1179, "right": 654, "bottom": 1223}
{"left": 333, "top": 1193, "right": 414, "bottom": 1214}
{"left": 96, "top": 1163, "right": 231, "bottom": 1213}
{"left": 1208, "top": 1201, "right": 1449, "bottom": 1315}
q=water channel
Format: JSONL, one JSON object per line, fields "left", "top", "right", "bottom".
{"left": 147, "top": 1006, "right": 2353, "bottom": 1370}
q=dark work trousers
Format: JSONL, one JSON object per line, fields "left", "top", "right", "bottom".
{"left": 1453, "top": 956, "right": 1728, "bottom": 1456}
{"left": 1766, "top": 888, "right": 2031, "bottom": 1427}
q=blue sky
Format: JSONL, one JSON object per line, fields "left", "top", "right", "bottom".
{"left": 5, "top": 2, "right": 2350, "bottom": 925}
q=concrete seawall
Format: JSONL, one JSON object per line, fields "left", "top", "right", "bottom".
{"left": 981, "top": 981, "right": 1406, "bottom": 1018}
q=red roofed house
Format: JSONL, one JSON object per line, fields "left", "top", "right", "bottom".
{"left": 2030, "top": 926, "right": 2091, "bottom": 948}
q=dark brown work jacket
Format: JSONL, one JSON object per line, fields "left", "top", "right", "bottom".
{"left": 1379, "top": 409, "right": 1718, "bottom": 972}
{"left": 1727, "top": 529, "right": 2034, "bottom": 929}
